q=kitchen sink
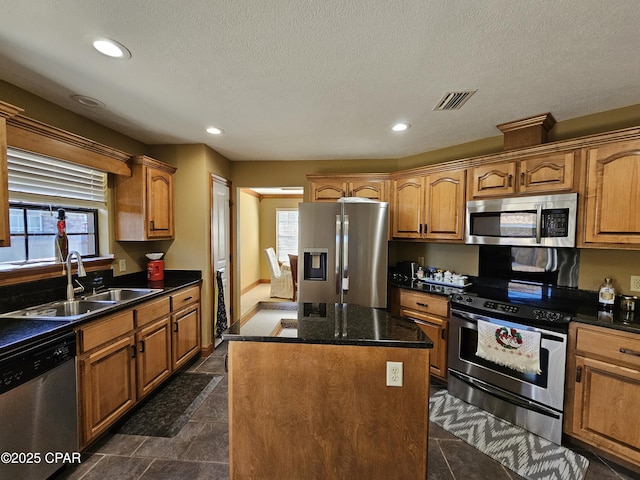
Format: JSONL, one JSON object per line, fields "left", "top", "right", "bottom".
{"left": 83, "top": 288, "right": 162, "bottom": 302}
{"left": 0, "top": 299, "right": 117, "bottom": 320}
{"left": 0, "top": 288, "right": 162, "bottom": 321}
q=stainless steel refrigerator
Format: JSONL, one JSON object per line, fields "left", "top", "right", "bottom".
{"left": 298, "top": 199, "right": 388, "bottom": 308}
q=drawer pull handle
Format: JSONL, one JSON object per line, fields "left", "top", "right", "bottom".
{"left": 182, "top": 296, "right": 193, "bottom": 301}
{"left": 416, "top": 302, "right": 428, "bottom": 307}
{"left": 619, "top": 348, "right": 640, "bottom": 357}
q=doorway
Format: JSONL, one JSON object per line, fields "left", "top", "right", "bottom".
{"left": 237, "top": 187, "right": 303, "bottom": 320}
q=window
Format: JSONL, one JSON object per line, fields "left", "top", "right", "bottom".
{"left": 0, "top": 148, "right": 106, "bottom": 266}
{"left": 276, "top": 209, "right": 298, "bottom": 263}
{"left": 0, "top": 204, "right": 98, "bottom": 264}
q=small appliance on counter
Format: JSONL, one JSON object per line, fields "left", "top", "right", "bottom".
{"left": 146, "top": 252, "right": 164, "bottom": 281}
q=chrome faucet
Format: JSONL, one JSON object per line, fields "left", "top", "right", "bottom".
{"left": 66, "top": 251, "right": 86, "bottom": 301}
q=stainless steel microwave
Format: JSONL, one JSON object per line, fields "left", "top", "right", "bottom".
{"left": 465, "top": 192, "right": 577, "bottom": 247}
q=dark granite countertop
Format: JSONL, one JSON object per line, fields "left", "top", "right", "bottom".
{"left": 224, "top": 302, "right": 434, "bottom": 349}
{"left": 0, "top": 270, "right": 202, "bottom": 356}
{"left": 390, "top": 275, "right": 640, "bottom": 336}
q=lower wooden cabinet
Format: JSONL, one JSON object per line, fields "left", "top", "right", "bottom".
{"left": 76, "top": 285, "right": 201, "bottom": 448}
{"left": 172, "top": 303, "right": 200, "bottom": 370}
{"left": 78, "top": 334, "right": 137, "bottom": 445}
{"left": 136, "top": 317, "right": 172, "bottom": 399}
{"left": 565, "top": 322, "right": 640, "bottom": 468}
{"left": 390, "top": 287, "right": 449, "bottom": 380}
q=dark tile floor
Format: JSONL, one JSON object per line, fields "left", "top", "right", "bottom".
{"left": 52, "top": 341, "right": 638, "bottom": 480}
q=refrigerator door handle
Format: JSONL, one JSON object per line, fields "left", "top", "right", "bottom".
{"left": 342, "top": 214, "right": 349, "bottom": 293}
{"left": 336, "top": 214, "right": 342, "bottom": 295}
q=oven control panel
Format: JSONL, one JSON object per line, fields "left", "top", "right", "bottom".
{"left": 483, "top": 301, "right": 519, "bottom": 314}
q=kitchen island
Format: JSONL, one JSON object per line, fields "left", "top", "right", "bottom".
{"left": 224, "top": 303, "right": 433, "bottom": 480}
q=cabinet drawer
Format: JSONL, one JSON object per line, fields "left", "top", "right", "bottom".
{"left": 399, "top": 290, "right": 449, "bottom": 318}
{"left": 171, "top": 286, "right": 200, "bottom": 311}
{"left": 575, "top": 326, "right": 640, "bottom": 367}
{"left": 135, "top": 296, "right": 170, "bottom": 328}
{"left": 77, "top": 310, "right": 135, "bottom": 353}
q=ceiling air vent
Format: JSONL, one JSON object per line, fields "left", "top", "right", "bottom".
{"left": 433, "top": 90, "right": 477, "bottom": 111}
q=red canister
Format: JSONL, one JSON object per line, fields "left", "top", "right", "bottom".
{"left": 147, "top": 260, "right": 164, "bottom": 281}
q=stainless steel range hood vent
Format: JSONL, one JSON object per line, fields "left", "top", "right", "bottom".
{"left": 433, "top": 90, "right": 477, "bottom": 111}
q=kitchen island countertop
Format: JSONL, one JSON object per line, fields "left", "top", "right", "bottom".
{"left": 223, "top": 302, "right": 433, "bottom": 349}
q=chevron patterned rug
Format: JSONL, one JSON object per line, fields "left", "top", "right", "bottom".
{"left": 429, "top": 390, "right": 589, "bottom": 480}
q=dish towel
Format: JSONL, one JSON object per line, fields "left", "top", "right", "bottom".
{"left": 215, "top": 270, "right": 228, "bottom": 338}
{"left": 476, "top": 320, "right": 542, "bottom": 375}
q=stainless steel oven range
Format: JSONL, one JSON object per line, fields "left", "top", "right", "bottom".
{"left": 448, "top": 288, "right": 571, "bottom": 444}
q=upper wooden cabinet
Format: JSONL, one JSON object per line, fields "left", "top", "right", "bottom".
{"left": 307, "top": 174, "right": 389, "bottom": 202}
{"left": 115, "top": 156, "right": 177, "bottom": 241}
{"left": 583, "top": 139, "right": 640, "bottom": 245}
{"left": 392, "top": 169, "right": 465, "bottom": 240}
{"left": 0, "top": 102, "right": 23, "bottom": 247}
{"left": 469, "top": 151, "right": 576, "bottom": 198}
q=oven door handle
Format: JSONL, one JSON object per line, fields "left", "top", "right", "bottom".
{"left": 449, "top": 370, "right": 561, "bottom": 419}
{"left": 451, "top": 310, "right": 480, "bottom": 325}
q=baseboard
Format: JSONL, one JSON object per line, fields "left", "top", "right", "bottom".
{"left": 200, "top": 343, "right": 213, "bottom": 357}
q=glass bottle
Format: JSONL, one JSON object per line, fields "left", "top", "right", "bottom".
{"left": 55, "top": 208, "right": 69, "bottom": 263}
{"left": 598, "top": 277, "right": 615, "bottom": 311}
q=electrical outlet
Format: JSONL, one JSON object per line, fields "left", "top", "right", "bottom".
{"left": 118, "top": 259, "right": 126, "bottom": 272}
{"left": 386, "top": 361, "right": 403, "bottom": 387}
{"left": 631, "top": 275, "right": 640, "bottom": 292}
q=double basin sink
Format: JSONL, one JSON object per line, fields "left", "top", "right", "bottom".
{"left": 0, "top": 288, "right": 163, "bottom": 321}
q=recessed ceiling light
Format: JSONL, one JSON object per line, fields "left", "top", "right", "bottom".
{"left": 71, "top": 95, "right": 105, "bottom": 108}
{"left": 92, "top": 38, "right": 131, "bottom": 59}
{"left": 391, "top": 122, "right": 411, "bottom": 132}
{"left": 206, "top": 127, "right": 225, "bottom": 135}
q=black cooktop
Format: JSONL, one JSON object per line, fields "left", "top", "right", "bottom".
{"left": 450, "top": 277, "right": 599, "bottom": 331}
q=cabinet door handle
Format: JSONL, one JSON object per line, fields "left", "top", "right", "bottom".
{"left": 131, "top": 345, "right": 137, "bottom": 359}
{"left": 520, "top": 172, "right": 525, "bottom": 185}
{"left": 619, "top": 348, "right": 640, "bottom": 357}
{"left": 174, "top": 322, "right": 179, "bottom": 333}
{"left": 150, "top": 220, "right": 155, "bottom": 231}
{"left": 416, "top": 302, "right": 428, "bottom": 308}
{"left": 139, "top": 340, "right": 145, "bottom": 353}
{"left": 507, "top": 174, "right": 513, "bottom": 187}
{"left": 575, "top": 366, "right": 582, "bottom": 383}
{"left": 441, "top": 328, "right": 446, "bottom": 340}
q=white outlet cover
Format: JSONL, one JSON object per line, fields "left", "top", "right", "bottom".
{"left": 386, "top": 361, "right": 403, "bottom": 387}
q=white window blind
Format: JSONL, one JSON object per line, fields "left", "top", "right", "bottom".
{"left": 276, "top": 208, "right": 299, "bottom": 263}
{"left": 7, "top": 148, "right": 107, "bottom": 203}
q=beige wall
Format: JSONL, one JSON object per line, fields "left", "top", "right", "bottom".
{"left": 239, "top": 190, "right": 261, "bottom": 292}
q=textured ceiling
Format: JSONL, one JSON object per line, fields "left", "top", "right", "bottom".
{"left": 0, "top": 1, "right": 639, "bottom": 161}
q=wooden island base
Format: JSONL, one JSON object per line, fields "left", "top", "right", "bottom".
{"left": 229, "top": 341, "right": 430, "bottom": 479}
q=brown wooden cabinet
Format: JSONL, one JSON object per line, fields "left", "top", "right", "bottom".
{"left": 307, "top": 174, "right": 389, "bottom": 202}
{"left": 0, "top": 101, "right": 23, "bottom": 247}
{"left": 583, "top": 139, "right": 640, "bottom": 245}
{"left": 565, "top": 322, "right": 640, "bottom": 468}
{"left": 391, "top": 169, "right": 465, "bottom": 241}
{"left": 469, "top": 151, "right": 575, "bottom": 198}
{"left": 114, "top": 155, "right": 176, "bottom": 241}
{"left": 170, "top": 285, "right": 201, "bottom": 370}
{"left": 134, "top": 296, "right": 172, "bottom": 399}
{"left": 391, "top": 287, "right": 449, "bottom": 380}
{"left": 76, "top": 310, "right": 137, "bottom": 446}
{"left": 76, "top": 287, "right": 201, "bottom": 448}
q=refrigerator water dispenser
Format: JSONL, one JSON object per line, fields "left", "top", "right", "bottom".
{"left": 303, "top": 249, "right": 327, "bottom": 281}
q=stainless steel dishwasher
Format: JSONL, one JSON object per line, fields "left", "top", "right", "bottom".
{"left": 0, "top": 330, "right": 78, "bottom": 480}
